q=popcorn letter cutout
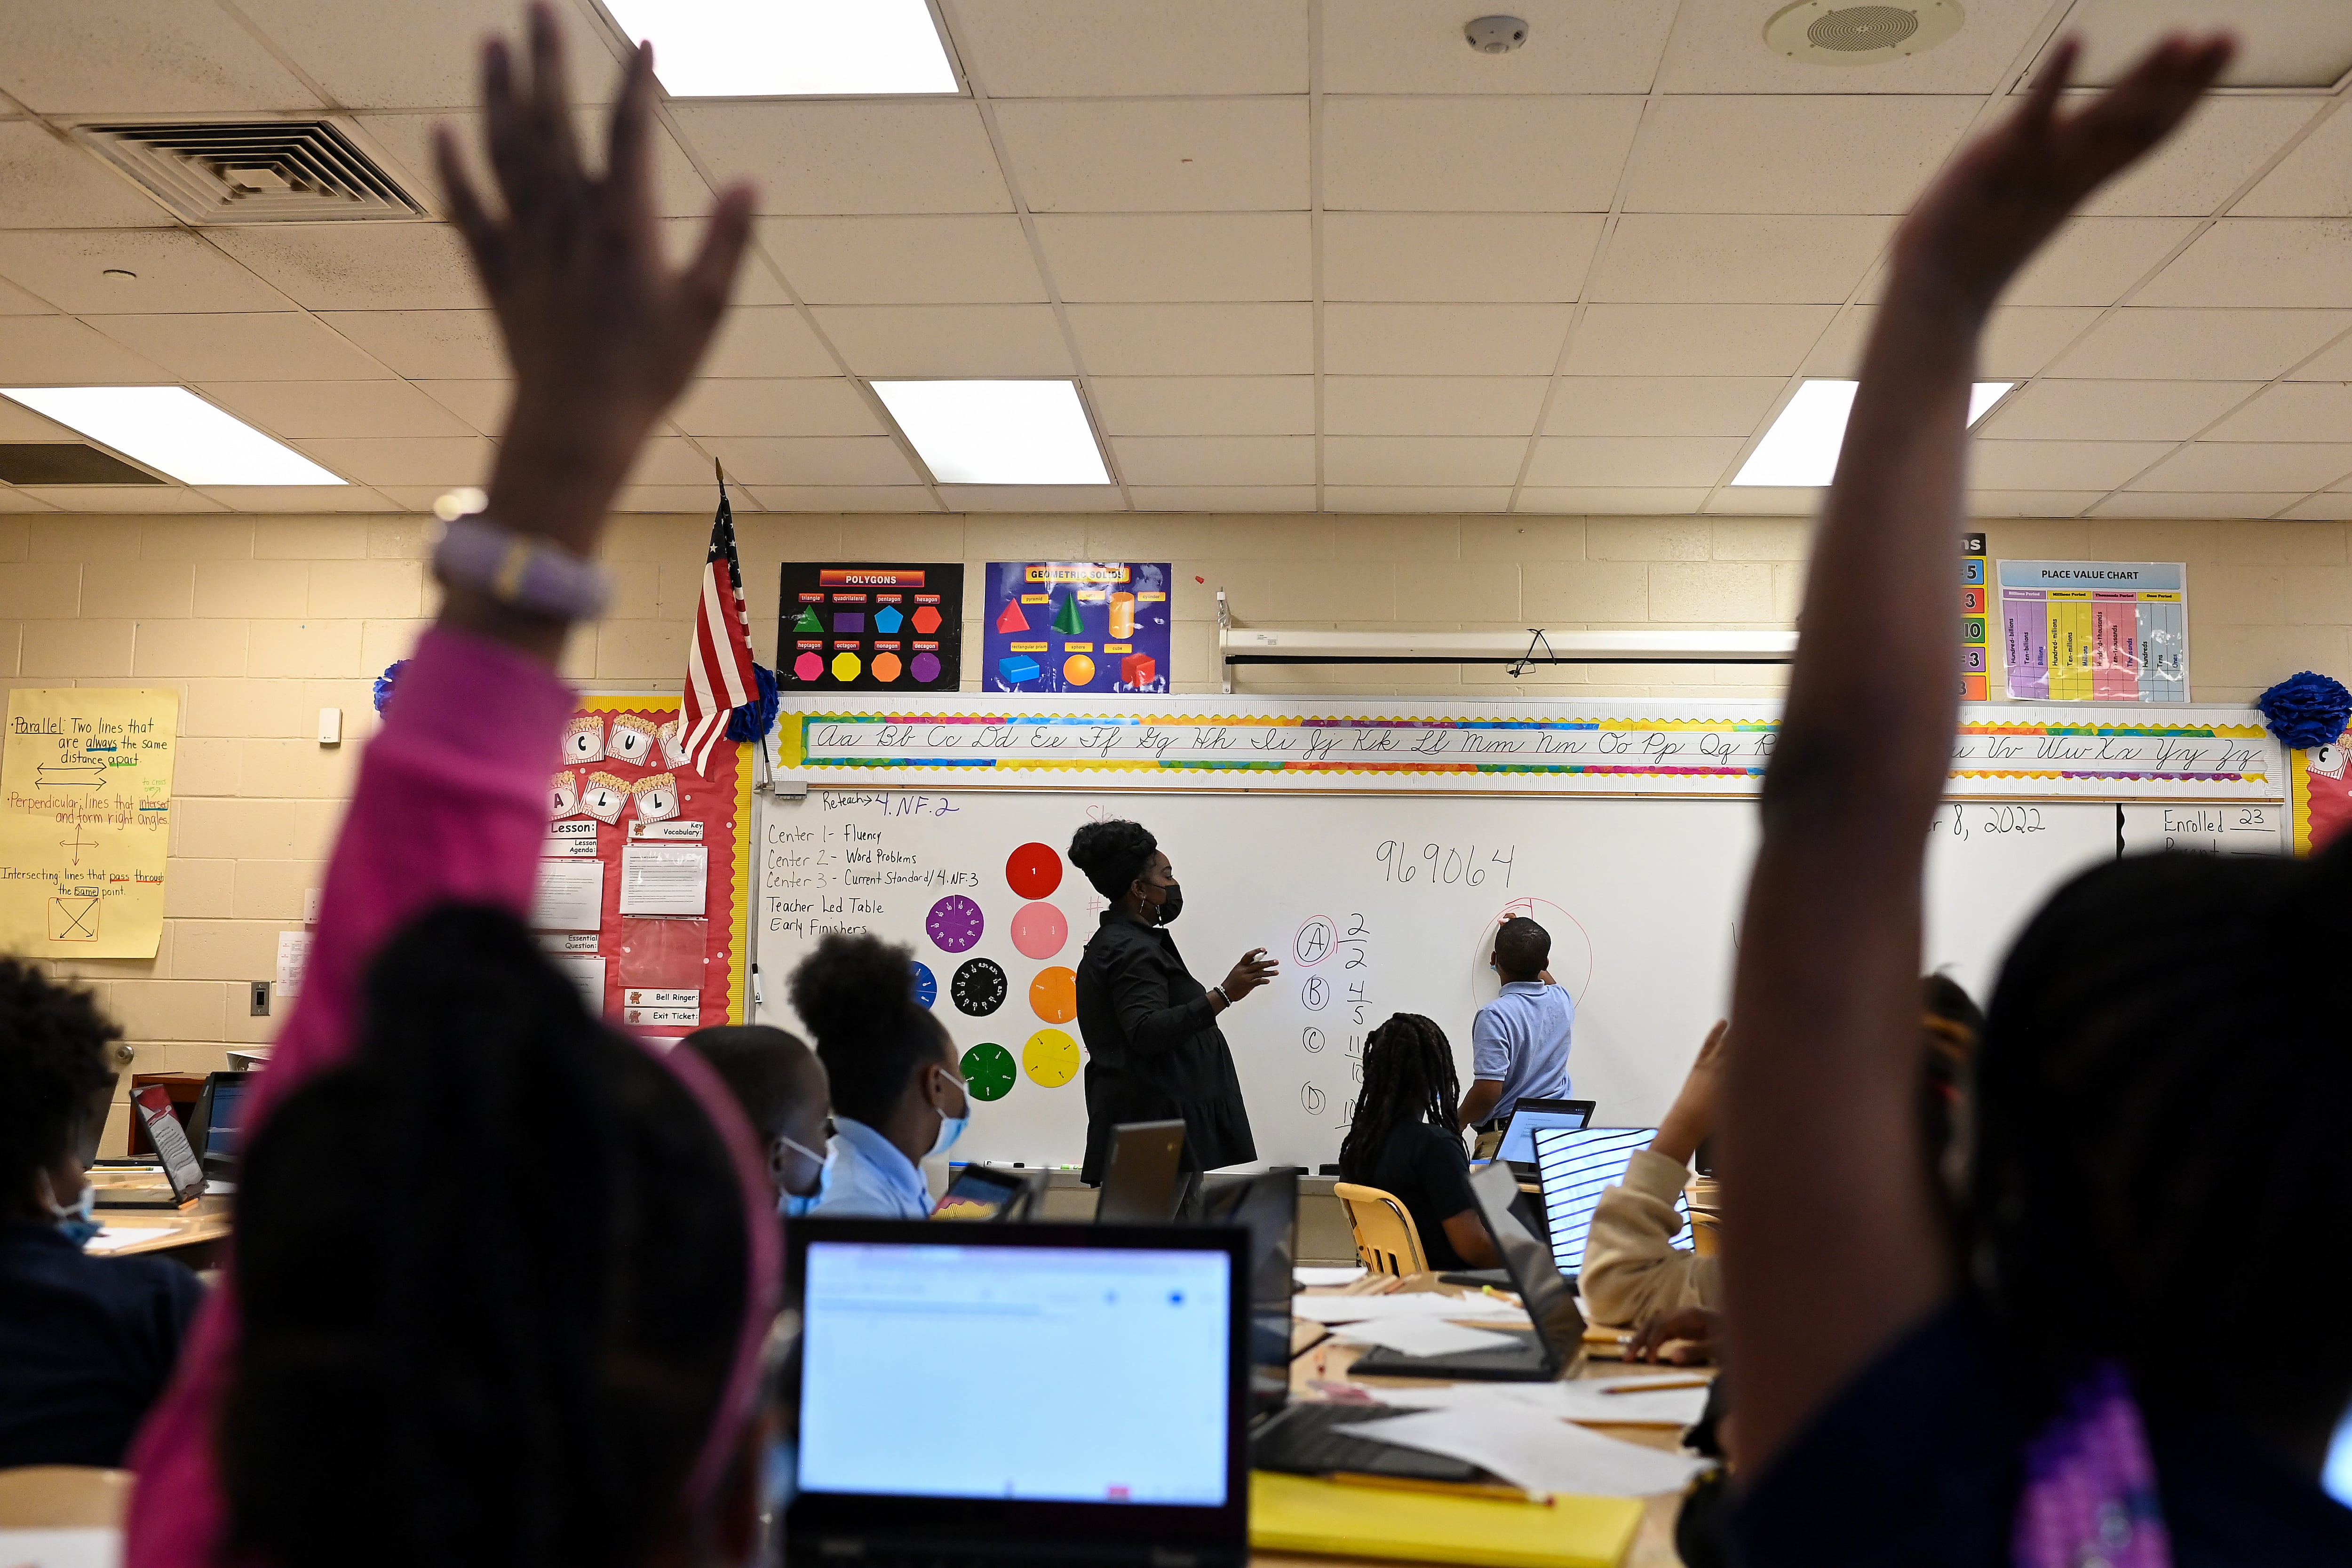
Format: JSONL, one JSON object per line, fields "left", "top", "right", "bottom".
{"left": 562, "top": 715, "right": 606, "bottom": 764}
{"left": 581, "top": 772, "right": 629, "bottom": 823}
{"left": 549, "top": 770, "right": 580, "bottom": 820}
{"left": 608, "top": 713, "right": 659, "bottom": 765}
{"left": 633, "top": 773, "right": 680, "bottom": 822}
{"left": 657, "top": 719, "right": 691, "bottom": 770}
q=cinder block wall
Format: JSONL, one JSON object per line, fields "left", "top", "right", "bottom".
{"left": 0, "top": 509, "right": 2337, "bottom": 1147}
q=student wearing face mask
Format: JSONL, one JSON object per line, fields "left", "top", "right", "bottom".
{"left": 679, "top": 1023, "right": 834, "bottom": 1218}
{"left": 788, "top": 934, "right": 969, "bottom": 1220}
{"left": 0, "top": 959, "right": 206, "bottom": 1467}
{"left": 1068, "top": 820, "right": 1279, "bottom": 1187}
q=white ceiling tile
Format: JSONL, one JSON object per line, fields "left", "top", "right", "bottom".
{"left": 1324, "top": 436, "right": 1526, "bottom": 486}
{"left": 1109, "top": 436, "right": 1317, "bottom": 486}
{"left": 624, "top": 437, "right": 723, "bottom": 487}
{"left": 993, "top": 100, "right": 1308, "bottom": 212}
{"left": 195, "top": 484, "right": 396, "bottom": 512}
{"left": 1621, "top": 97, "right": 1979, "bottom": 214}
{"left": 938, "top": 484, "right": 1126, "bottom": 511}
{"left": 1322, "top": 214, "right": 1603, "bottom": 303}
{"left": 1323, "top": 486, "right": 1511, "bottom": 511}
{"left": 293, "top": 436, "right": 493, "bottom": 486}
{"left": 1326, "top": 377, "right": 1549, "bottom": 436}
{"left": 1969, "top": 441, "right": 2176, "bottom": 490}
{"left": 591, "top": 485, "right": 716, "bottom": 514}
{"left": 952, "top": 0, "right": 1308, "bottom": 94}
{"left": 0, "top": 316, "right": 171, "bottom": 382}
{"left": 1589, "top": 214, "right": 1893, "bottom": 303}
{"left": 747, "top": 486, "right": 942, "bottom": 513}
{"left": 230, "top": 0, "right": 625, "bottom": 109}
{"left": 2080, "top": 99, "right": 2321, "bottom": 217}
{"left": 1658, "top": 0, "right": 2054, "bottom": 93}
{"left": 356, "top": 109, "right": 712, "bottom": 221}
{"left": 2285, "top": 330, "right": 2352, "bottom": 380}
{"left": 2128, "top": 441, "right": 2352, "bottom": 493}
{"left": 1323, "top": 0, "right": 1676, "bottom": 93}
{"left": 89, "top": 313, "right": 395, "bottom": 381}
{"left": 1804, "top": 307, "right": 2103, "bottom": 379}
{"left": 1974, "top": 380, "right": 2261, "bottom": 442}
{"left": 1033, "top": 214, "right": 1311, "bottom": 302}
{"left": 1965, "top": 492, "right": 2103, "bottom": 518}
{"left": 1089, "top": 377, "right": 1315, "bottom": 435}
{"left": 2089, "top": 492, "right": 2300, "bottom": 519}
{"left": 1544, "top": 376, "right": 1783, "bottom": 437}
{"left": 810, "top": 304, "right": 1071, "bottom": 376}
{"left": 2050, "top": 307, "right": 2352, "bottom": 379}
{"left": 2279, "top": 493, "right": 2352, "bottom": 520}
{"left": 1130, "top": 486, "right": 1319, "bottom": 511}
{"left": 199, "top": 380, "right": 476, "bottom": 438}
{"left": 1566, "top": 304, "right": 1836, "bottom": 376}
{"left": 1, "top": 0, "right": 318, "bottom": 111}
{"left": 1064, "top": 304, "right": 1313, "bottom": 374}
{"left": 0, "top": 400, "right": 77, "bottom": 440}
{"left": 19, "top": 486, "right": 226, "bottom": 513}
{"left": 0, "top": 276, "right": 54, "bottom": 315}
{"left": 321, "top": 310, "right": 507, "bottom": 378}
{"left": 666, "top": 220, "right": 803, "bottom": 309}
{"left": 0, "top": 231, "right": 294, "bottom": 314}
{"left": 1326, "top": 304, "right": 1572, "bottom": 376}
{"left": 703, "top": 308, "right": 842, "bottom": 378}
{"left": 758, "top": 216, "right": 1046, "bottom": 305}
{"left": 1528, "top": 436, "right": 1743, "bottom": 487}
{"left": 0, "top": 489, "right": 61, "bottom": 512}
{"left": 673, "top": 101, "right": 1013, "bottom": 215}
{"left": 670, "top": 379, "right": 886, "bottom": 439}
{"left": 2235, "top": 103, "right": 2352, "bottom": 216}
{"left": 1516, "top": 486, "right": 1709, "bottom": 514}
{"left": 1322, "top": 97, "right": 1642, "bottom": 213}
{"left": 0, "top": 122, "right": 169, "bottom": 228}
{"left": 2207, "top": 382, "right": 2352, "bottom": 442}
{"left": 2135, "top": 220, "right": 2352, "bottom": 309}
{"left": 696, "top": 438, "right": 924, "bottom": 487}
{"left": 413, "top": 378, "right": 510, "bottom": 433}
{"left": 207, "top": 224, "right": 477, "bottom": 311}
{"left": 2002, "top": 218, "right": 2204, "bottom": 307}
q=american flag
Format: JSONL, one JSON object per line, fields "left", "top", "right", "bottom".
{"left": 678, "top": 490, "right": 760, "bottom": 776}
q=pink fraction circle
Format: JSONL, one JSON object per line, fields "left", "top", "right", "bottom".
{"left": 1005, "top": 841, "right": 1063, "bottom": 899}
{"left": 792, "top": 651, "right": 823, "bottom": 682}
{"left": 1009, "top": 900, "right": 1069, "bottom": 961}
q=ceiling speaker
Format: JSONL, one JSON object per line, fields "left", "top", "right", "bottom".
{"left": 1764, "top": 1, "right": 1963, "bottom": 66}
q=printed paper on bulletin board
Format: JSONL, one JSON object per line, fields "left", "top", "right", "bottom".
{"left": 0, "top": 689, "right": 177, "bottom": 958}
{"left": 538, "top": 694, "right": 754, "bottom": 1035}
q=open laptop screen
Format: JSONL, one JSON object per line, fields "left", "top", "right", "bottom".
{"left": 203, "top": 1074, "right": 250, "bottom": 1159}
{"left": 1534, "top": 1126, "right": 1695, "bottom": 1276}
{"left": 799, "top": 1238, "right": 1234, "bottom": 1507}
{"left": 1496, "top": 1097, "right": 1595, "bottom": 1165}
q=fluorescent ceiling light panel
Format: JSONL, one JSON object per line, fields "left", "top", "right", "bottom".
{"left": 604, "top": 0, "right": 958, "bottom": 97}
{"left": 1732, "top": 379, "right": 2013, "bottom": 487}
{"left": 873, "top": 380, "right": 1111, "bottom": 486}
{"left": 0, "top": 386, "right": 344, "bottom": 486}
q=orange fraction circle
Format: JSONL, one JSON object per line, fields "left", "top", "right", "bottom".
{"left": 1029, "top": 965, "right": 1077, "bottom": 1023}
{"left": 1005, "top": 841, "right": 1063, "bottom": 899}
{"left": 871, "top": 651, "right": 904, "bottom": 683}
{"left": 1063, "top": 653, "right": 1096, "bottom": 686}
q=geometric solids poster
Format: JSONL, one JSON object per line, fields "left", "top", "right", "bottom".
{"left": 1999, "top": 560, "right": 2187, "bottom": 703}
{"left": 981, "top": 561, "right": 1172, "bottom": 695}
{"left": 0, "top": 688, "right": 178, "bottom": 957}
{"left": 779, "top": 562, "right": 963, "bottom": 692}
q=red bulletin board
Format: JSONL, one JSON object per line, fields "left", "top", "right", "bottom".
{"left": 538, "top": 694, "right": 754, "bottom": 1037}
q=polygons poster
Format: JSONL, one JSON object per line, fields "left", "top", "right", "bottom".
{"left": 779, "top": 562, "right": 964, "bottom": 692}
{"left": 982, "top": 561, "right": 1171, "bottom": 695}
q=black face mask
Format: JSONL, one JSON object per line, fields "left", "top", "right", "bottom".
{"left": 1152, "top": 881, "right": 1183, "bottom": 925}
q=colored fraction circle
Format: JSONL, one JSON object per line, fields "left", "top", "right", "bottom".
{"left": 1009, "top": 900, "right": 1068, "bottom": 960}
{"left": 792, "top": 651, "right": 823, "bottom": 682}
{"left": 951, "top": 957, "right": 1008, "bottom": 1016}
{"left": 871, "top": 651, "right": 904, "bottom": 683}
{"left": 1029, "top": 965, "right": 1077, "bottom": 1023}
{"left": 911, "top": 961, "right": 938, "bottom": 1009}
{"left": 1023, "top": 1028, "right": 1081, "bottom": 1089}
{"left": 1005, "top": 841, "right": 1063, "bottom": 899}
{"left": 961, "top": 1043, "right": 1017, "bottom": 1102}
{"left": 926, "top": 894, "right": 985, "bottom": 953}
{"left": 830, "top": 650, "right": 862, "bottom": 682}
{"left": 1063, "top": 653, "right": 1096, "bottom": 687}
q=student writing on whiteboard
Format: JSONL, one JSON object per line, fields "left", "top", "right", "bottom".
{"left": 1456, "top": 916, "right": 1572, "bottom": 1131}
{"left": 1335, "top": 1014, "right": 1502, "bottom": 1271}
{"left": 1067, "top": 820, "right": 1278, "bottom": 1185}
{"left": 788, "top": 933, "right": 970, "bottom": 1221}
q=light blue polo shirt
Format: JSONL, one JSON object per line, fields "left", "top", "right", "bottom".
{"left": 807, "top": 1116, "right": 931, "bottom": 1221}
{"left": 1470, "top": 980, "right": 1573, "bottom": 1121}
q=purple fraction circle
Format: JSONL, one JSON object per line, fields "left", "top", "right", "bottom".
{"left": 926, "top": 894, "right": 985, "bottom": 953}
{"left": 910, "top": 651, "right": 942, "bottom": 685}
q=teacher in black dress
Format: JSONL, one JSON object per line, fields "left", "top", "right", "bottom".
{"left": 1069, "top": 820, "right": 1279, "bottom": 1186}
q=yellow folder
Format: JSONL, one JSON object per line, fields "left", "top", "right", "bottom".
{"left": 1248, "top": 1470, "right": 1645, "bottom": 1568}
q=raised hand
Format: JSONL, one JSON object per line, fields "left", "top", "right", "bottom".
{"left": 1222, "top": 948, "right": 1279, "bottom": 1003}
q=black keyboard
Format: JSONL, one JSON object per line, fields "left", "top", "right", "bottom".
{"left": 1249, "top": 1401, "right": 1484, "bottom": 1483}
{"left": 792, "top": 1544, "right": 1240, "bottom": 1568}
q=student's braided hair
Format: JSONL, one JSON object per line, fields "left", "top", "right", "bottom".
{"left": 0, "top": 959, "right": 119, "bottom": 1205}
{"left": 789, "top": 931, "right": 947, "bottom": 1128}
{"left": 224, "top": 905, "right": 750, "bottom": 1568}
{"left": 1336, "top": 1012, "right": 1460, "bottom": 1183}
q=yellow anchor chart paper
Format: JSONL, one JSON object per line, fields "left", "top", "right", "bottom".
{"left": 0, "top": 689, "right": 178, "bottom": 958}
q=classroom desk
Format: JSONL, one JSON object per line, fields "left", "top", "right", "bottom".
{"left": 87, "top": 1191, "right": 233, "bottom": 1268}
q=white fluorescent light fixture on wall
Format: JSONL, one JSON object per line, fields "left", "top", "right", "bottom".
{"left": 604, "top": 0, "right": 959, "bottom": 96}
{"left": 1, "top": 386, "right": 344, "bottom": 486}
{"left": 873, "top": 381, "right": 1112, "bottom": 486}
{"left": 1732, "top": 379, "right": 2013, "bottom": 487}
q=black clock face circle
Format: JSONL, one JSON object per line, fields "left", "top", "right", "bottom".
{"left": 951, "top": 957, "right": 1008, "bottom": 1017}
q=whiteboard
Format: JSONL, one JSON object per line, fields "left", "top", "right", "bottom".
{"left": 749, "top": 789, "right": 2281, "bottom": 1172}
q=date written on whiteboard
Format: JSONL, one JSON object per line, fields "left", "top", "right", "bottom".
{"left": 1375, "top": 839, "right": 1516, "bottom": 887}
{"left": 1931, "top": 804, "right": 2049, "bottom": 843}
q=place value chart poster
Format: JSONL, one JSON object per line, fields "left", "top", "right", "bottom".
{"left": 1999, "top": 560, "right": 2188, "bottom": 703}
{"left": 983, "top": 561, "right": 1172, "bottom": 695}
{"left": 0, "top": 688, "right": 178, "bottom": 958}
{"left": 779, "top": 562, "right": 963, "bottom": 692}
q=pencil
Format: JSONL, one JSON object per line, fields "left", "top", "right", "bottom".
{"left": 1603, "top": 1375, "right": 1711, "bottom": 1393}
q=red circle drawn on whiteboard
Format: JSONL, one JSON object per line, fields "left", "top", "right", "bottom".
{"left": 1005, "top": 841, "right": 1063, "bottom": 899}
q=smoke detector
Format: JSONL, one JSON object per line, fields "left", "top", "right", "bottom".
{"left": 72, "top": 120, "right": 423, "bottom": 225}
{"left": 1764, "top": 1, "right": 1964, "bottom": 66}
{"left": 1465, "top": 16, "right": 1528, "bottom": 54}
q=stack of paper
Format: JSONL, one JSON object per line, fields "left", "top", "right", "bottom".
{"left": 1374, "top": 1376, "right": 1712, "bottom": 1429}
{"left": 1294, "top": 1292, "right": 1527, "bottom": 1325}
{"left": 1341, "top": 1402, "right": 1712, "bottom": 1499}
{"left": 1326, "top": 1317, "right": 1524, "bottom": 1357}
{"left": 1294, "top": 1265, "right": 1367, "bottom": 1287}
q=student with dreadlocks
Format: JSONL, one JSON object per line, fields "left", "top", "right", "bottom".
{"left": 123, "top": 12, "right": 779, "bottom": 1568}
{"left": 1335, "top": 1013, "right": 1501, "bottom": 1271}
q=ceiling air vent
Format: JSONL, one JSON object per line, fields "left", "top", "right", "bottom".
{"left": 72, "top": 121, "right": 423, "bottom": 224}
{"left": 0, "top": 444, "right": 164, "bottom": 486}
{"left": 1764, "top": 1, "right": 1963, "bottom": 66}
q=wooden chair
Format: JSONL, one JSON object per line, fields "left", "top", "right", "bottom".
{"left": 0, "top": 1465, "right": 133, "bottom": 1528}
{"left": 1690, "top": 1210, "right": 1723, "bottom": 1258}
{"left": 1333, "top": 1182, "right": 1429, "bottom": 1277}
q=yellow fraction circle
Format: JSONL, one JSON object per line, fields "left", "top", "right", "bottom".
{"left": 1023, "top": 1027, "right": 1081, "bottom": 1089}
{"left": 1063, "top": 653, "right": 1096, "bottom": 686}
{"left": 831, "top": 650, "right": 863, "bottom": 681}
{"left": 1029, "top": 964, "right": 1077, "bottom": 1023}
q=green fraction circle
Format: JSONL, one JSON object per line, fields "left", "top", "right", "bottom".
{"left": 961, "top": 1042, "right": 1018, "bottom": 1101}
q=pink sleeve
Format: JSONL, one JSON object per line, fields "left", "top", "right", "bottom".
{"left": 124, "top": 623, "right": 578, "bottom": 1568}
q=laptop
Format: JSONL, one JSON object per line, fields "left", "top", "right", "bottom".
{"left": 1191, "top": 1171, "right": 1298, "bottom": 1419}
{"left": 1346, "top": 1162, "right": 1587, "bottom": 1382}
{"left": 1495, "top": 1096, "right": 1597, "bottom": 1178}
{"left": 784, "top": 1219, "right": 1249, "bottom": 1568}
{"left": 95, "top": 1084, "right": 207, "bottom": 1210}
{"left": 931, "top": 1163, "right": 1045, "bottom": 1221}
{"left": 1094, "top": 1119, "right": 1187, "bottom": 1224}
{"left": 182, "top": 1071, "right": 251, "bottom": 1181}
{"left": 1533, "top": 1126, "right": 1694, "bottom": 1277}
